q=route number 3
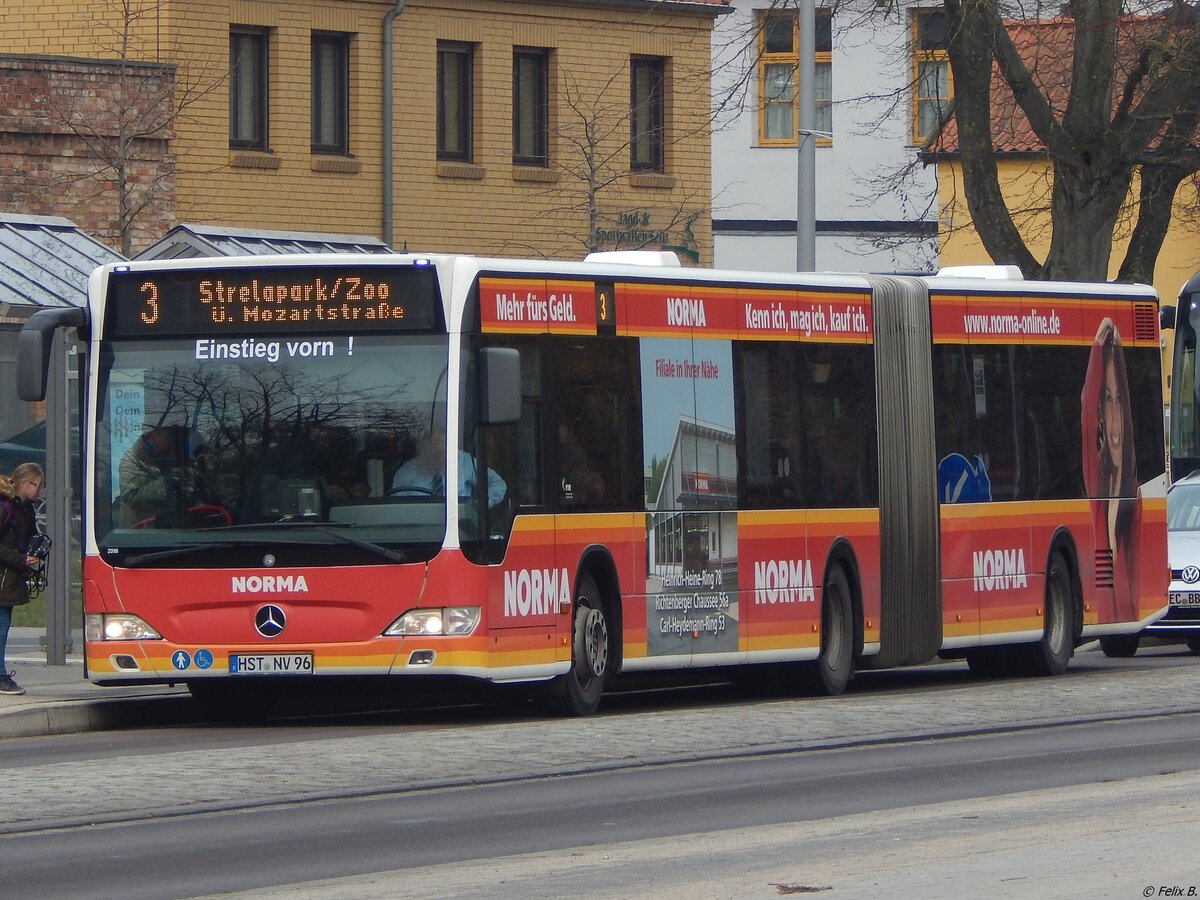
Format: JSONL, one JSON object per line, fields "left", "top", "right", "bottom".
{"left": 139, "top": 280, "right": 159, "bottom": 325}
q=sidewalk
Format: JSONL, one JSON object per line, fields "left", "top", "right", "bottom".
{"left": 0, "top": 628, "right": 191, "bottom": 738}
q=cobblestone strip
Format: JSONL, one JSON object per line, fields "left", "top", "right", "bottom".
{"left": 3, "top": 663, "right": 1197, "bottom": 833}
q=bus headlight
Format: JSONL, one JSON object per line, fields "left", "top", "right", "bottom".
{"left": 86, "top": 613, "right": 163, "bottom": 642}
{"left": 384, "top": 606, "right": 480, "bottom": 637}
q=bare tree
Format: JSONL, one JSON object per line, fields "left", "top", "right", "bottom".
{"left": 40, "top": 0, "right": 224, "bottom": 256}
{"left": 496, "top": 48, "right": 713, "bottom": 261}
{"left": 711, "top": 0, "right": 1200, "bottom": 282}
{"left": 940, "top": 0, "right": 1200, "bottom": 283}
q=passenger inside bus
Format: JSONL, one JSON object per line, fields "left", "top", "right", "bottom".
{"left": 115, "top": 425, "right": 227, "bottom": 528}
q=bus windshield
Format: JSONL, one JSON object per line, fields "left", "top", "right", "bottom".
{"left": 1170, "top": 291, "right": 1200, "bottom": 482}
{"left": 94, "top": 332, "right": 452, "bottom": 563}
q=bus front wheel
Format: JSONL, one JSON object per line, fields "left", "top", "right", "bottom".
{"left": 553, "top": 574, "right": 610, "bottom": 716}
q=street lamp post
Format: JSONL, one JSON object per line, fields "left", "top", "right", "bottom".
{"left": 796, "top": 0, "right": 816, "bottom": 272}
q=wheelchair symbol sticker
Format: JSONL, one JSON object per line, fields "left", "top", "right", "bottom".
{"left": 194, "top": 649, "right": 214, "bottom": 670}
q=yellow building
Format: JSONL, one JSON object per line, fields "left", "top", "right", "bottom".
{"left": 0, "top": 0, "right": 727, "bottom": 261}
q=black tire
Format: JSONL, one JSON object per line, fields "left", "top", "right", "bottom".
{"left": 1187, "top": 637, "right": 1200, "bottom": 655}
{"left": 1099, "top": 633, "right": 1140, "bottom": 658}
{"left": 1017, "top": 553, "right": 1074, "bottom": 676}
{"left": 552, "top": 574, "right": 610, "bottom": 716}
{"left": 803, "top": 567, "right": 853, "bottom": 695}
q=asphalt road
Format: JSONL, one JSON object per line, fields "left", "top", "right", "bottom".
{"left": 2, "top": 645, "right": 1199, "bottom": 898}
{"left": 6, "top": 712, "right": 1200, "bottom": 898}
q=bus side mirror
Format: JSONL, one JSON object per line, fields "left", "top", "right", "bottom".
{"left": 1161, "top": 305, "right": 1177, "bottom": 330}
{"left": 480, "top": 347, "right": 521, "bottom": 425}
{"left": 17, "top": 307, "right": 87, "bottom": 401}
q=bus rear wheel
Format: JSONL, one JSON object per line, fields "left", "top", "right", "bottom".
{"left": 1017, "top": 553, "right": 1074, "bottom": 676}
{"left": 553, "top": 574, "right": 610, "bottom": 716}
{"left": 802, "top": 566, "right": 853, "bottom": 696}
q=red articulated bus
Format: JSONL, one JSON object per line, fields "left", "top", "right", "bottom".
{"left": 18, "top": 252, "right": 1167, "bottom": 715}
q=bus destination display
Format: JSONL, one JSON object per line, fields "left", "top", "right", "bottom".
{"left": 106, "top": 265, "right": 441, "bottom": 337}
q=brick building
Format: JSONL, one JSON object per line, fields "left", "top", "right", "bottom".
{"left": 0, "top": 55, "right": 174, "bottom": 255}
{"left": 0, "top": 0, "right": 726, "bottom": 261}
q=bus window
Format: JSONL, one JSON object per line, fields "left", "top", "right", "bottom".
{"left": 551, "top": 337, "right": 641, "bottom": 511}
{"left": 1128, "top": 343, "right": 1167, "bottom": 486}
{"left": 798, "top": 345, "right": 876, "bottom": 508}
{"left": 971, "top": 348, "right": 1021, "bottom": 502}
{"left": 1021, "top": 345, "right": 1084, "bottom": 500}
{"left": 735, "top": 344, "right": 803, "bottom": 509}
{"left": 479, "top": 336, "right": 543, "bottom": 510}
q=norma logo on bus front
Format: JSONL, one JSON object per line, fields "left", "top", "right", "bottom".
{"left": 231, "top": 575, "right": 309, "bottom": 593}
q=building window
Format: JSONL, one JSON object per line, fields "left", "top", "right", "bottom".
{"left": 438, "top": 42, "right": 473, "bottom": 162}
{"left": 312, "top": 32, "right": 349, "bottom": 155}
{"left": 230, "top": 28, "right": 269, "bottom": 151}
{"left": 630, "top": 56, "right": 665, "bottom": 172}
{"left": 913, "top": 9, "right": 951, "bottom": 143}
{"left": 757, "top": 11, "right": 832, "bottom": 147}
{"left": 513, "top": 48, "right": 549, "bottom": 166}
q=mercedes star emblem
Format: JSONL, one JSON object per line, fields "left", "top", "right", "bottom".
{"left": 254, "top": 604, "right": 286, "bottom": 638}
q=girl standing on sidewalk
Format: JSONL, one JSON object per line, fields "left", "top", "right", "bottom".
{"left": 0, "top": 462, "right": 45, "bottom": 696}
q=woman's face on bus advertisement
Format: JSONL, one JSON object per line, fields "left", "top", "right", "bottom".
{"left": 1103, "top": 355, "right": 1124, "bottom": 469}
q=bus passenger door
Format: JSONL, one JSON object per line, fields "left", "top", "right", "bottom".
{"left": 964, "top": 292, "right": 1037, "bottom": 639}
{"left": 639, "top": 334, "right": 740, "bottom": 669}
{"left": 931, "top": 291, "right": 984, "bottom": 644}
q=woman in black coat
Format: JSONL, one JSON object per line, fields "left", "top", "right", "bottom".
{"left": 0, "top": 462, "right": 45, "bottom": 695}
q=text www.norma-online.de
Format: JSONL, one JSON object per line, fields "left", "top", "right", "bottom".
{"left": 963, "top": 309, "right": 1063, "bottom": 337}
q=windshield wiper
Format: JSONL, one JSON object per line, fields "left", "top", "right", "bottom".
{"left": 123, "top": 542, "right": 236, "bottom": 567}
{"left": 312, "top": 526, "right": 406, "bottom": 563}
{"left": 198, "top": 520, "right": 406, "bottom": 563}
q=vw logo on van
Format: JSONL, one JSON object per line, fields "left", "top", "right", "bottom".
{"left": 254, "top": 605, "right": 286, "bottom": 638}
{"left": 1182, "top": 566, "right": 1200, "bottom": 585}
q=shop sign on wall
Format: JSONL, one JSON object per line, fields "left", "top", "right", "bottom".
{"left": 594, "top": 210, "right": 700, "bottom": 261}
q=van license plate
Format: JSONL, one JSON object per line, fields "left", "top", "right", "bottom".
{"left": 228, "top": 653, "right": 314, "bottom": 674}
{"left": 1169, "top": 592, "right": 1200, "bottom": 607}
